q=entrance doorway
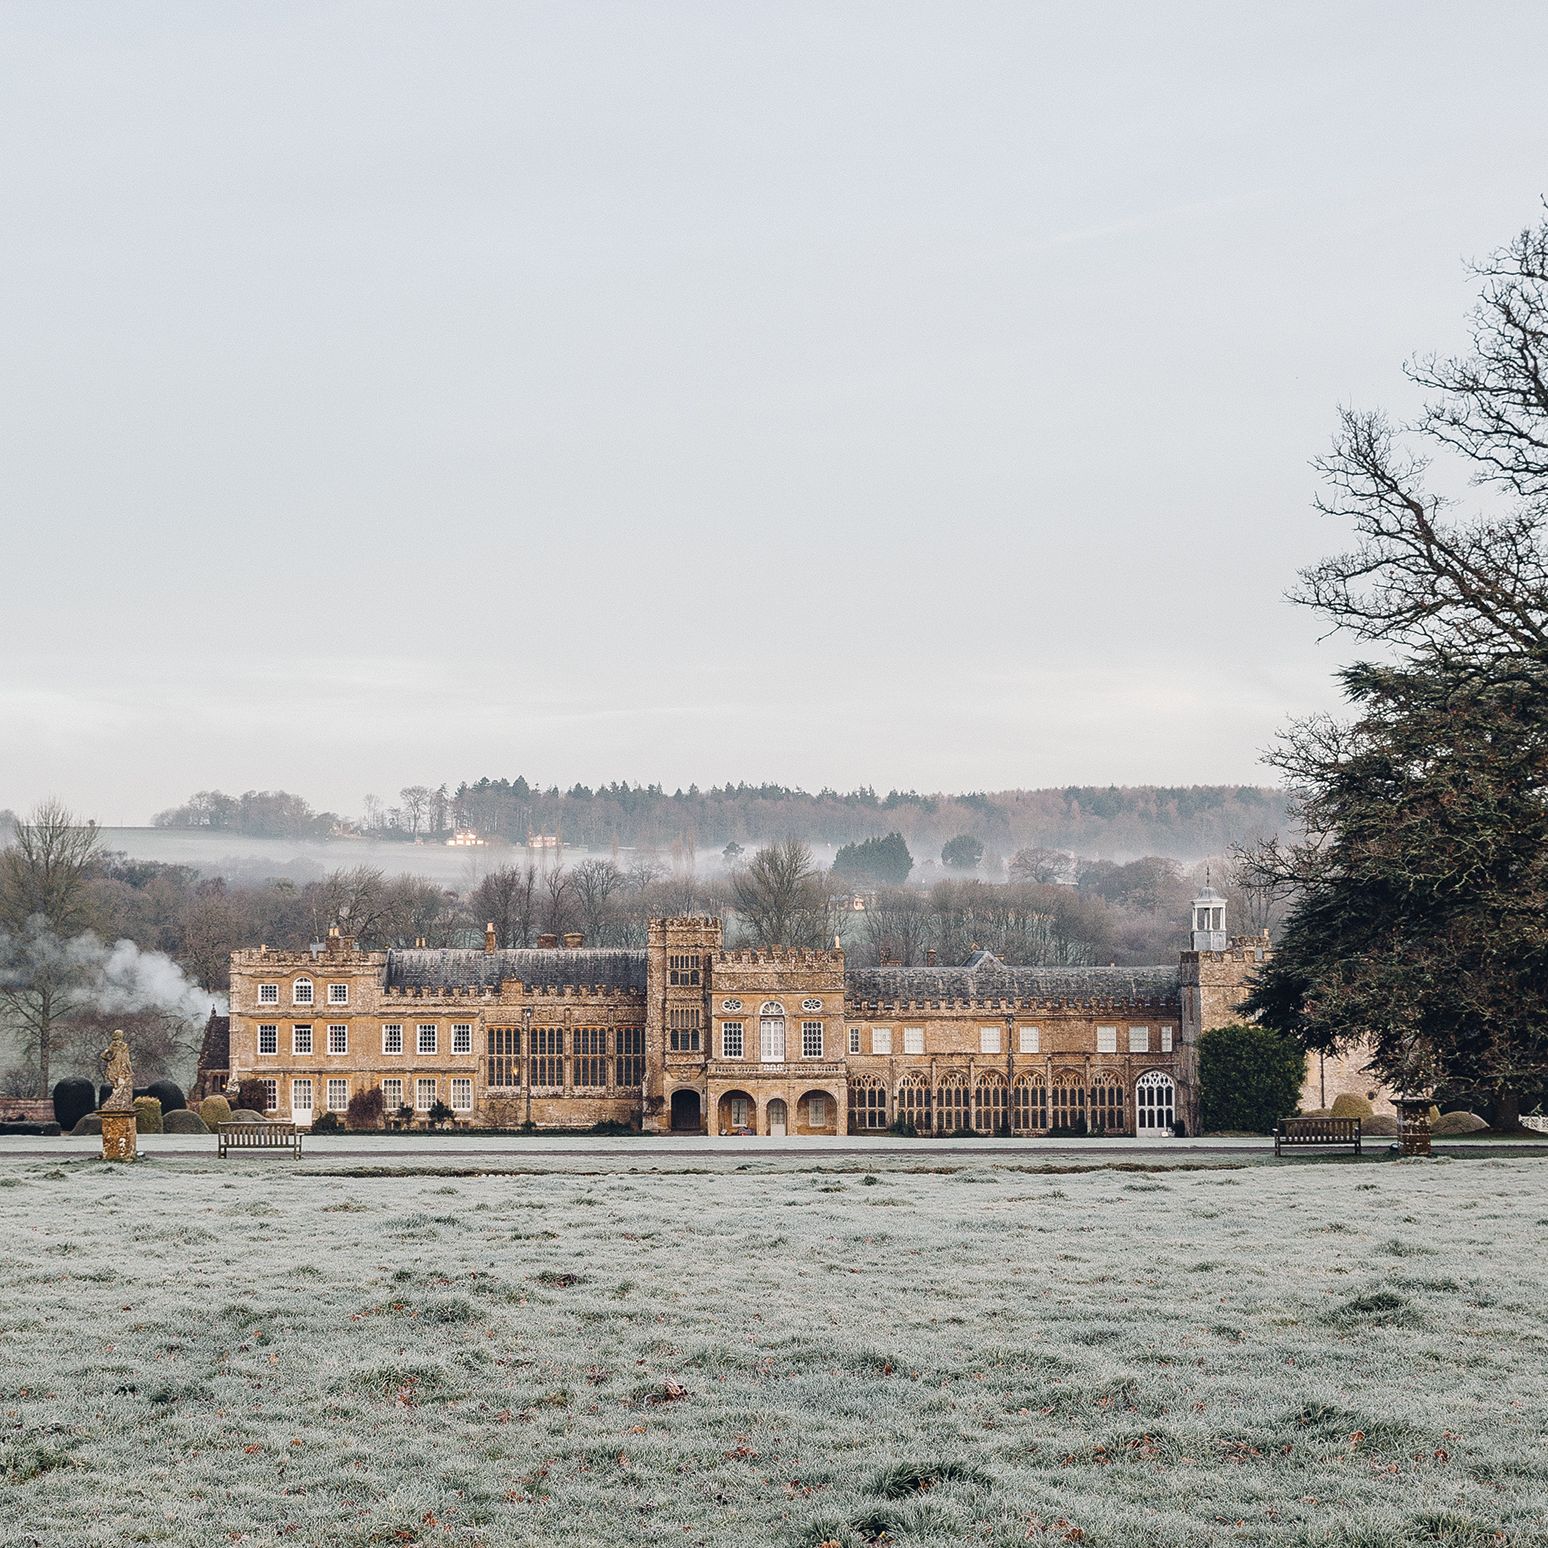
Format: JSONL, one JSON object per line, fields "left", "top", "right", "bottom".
{"left": 767, "top": 1097, "right": 788, "bottom": 1137}
{"left": 1135, "top": 1071, "right": 1176, "bottom": 1136}
{"left": 670, "top": 1088, "right": 702, "bottom": 1133}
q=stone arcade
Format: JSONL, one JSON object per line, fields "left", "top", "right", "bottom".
{"left": 203, "top": 893, "right": 1268, "bottom": 1137}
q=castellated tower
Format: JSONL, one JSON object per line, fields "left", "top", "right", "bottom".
{"left": 1177, "top": 887, "right": 1272, "bottom": 1132}
{"left": 642, "top": 916, "right": 722, "bottom": 1134}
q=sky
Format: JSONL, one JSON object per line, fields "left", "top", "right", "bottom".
{"left": 3, "top": 2, "right": 1547, "bottom": 825}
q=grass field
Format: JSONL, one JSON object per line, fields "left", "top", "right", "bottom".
{"left": 3, "top": 1153, "right": 1547, "bottom": 1547}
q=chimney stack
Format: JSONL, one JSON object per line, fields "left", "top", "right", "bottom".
{"left": 537, "top": 933, "right": 558, "bottom": 949}
{"left": 563, "top": 932, "right": 584, "bottom": 950}
{"left": 878, "top": 945, "right": 893, "bottom": 966}
{"left": 484, "top": 921, "right": 497, "bottom": 954}
{"left": 925, "top": 948, "right": 937, "bottom": 966}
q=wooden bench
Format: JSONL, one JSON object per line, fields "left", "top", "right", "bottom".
{"left": 217, "top": 1121, "right": 302, "bottom": 1158}
{"left": 1274, "top": 1116, "right": 1361, "bottom": 1156}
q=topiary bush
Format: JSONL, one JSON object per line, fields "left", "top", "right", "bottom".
{"left": 132, "top": 1096, "right": 164, "bottom": 1134}
{"left": 1331, "top": 1091, "right": 1374, "bottom": 1119}
{"left": 145, "top": 1079, "right": 186, "bottom": 1114}
{"left": 71, "top": 1113, "right": 102, "bottom": 1136}
{"left": 164, "top": 1108, "right": 210, "bottom": 1135}
{"left": 52, "top": 1076, "right": 96, "bottom": 1132}
{"left": 346, "top": 1088, "right": 386, "bottom": 1131}
{"left": 1431, "top": 1110, "right": 1489, "bottom": 1135}
{"left": 199, "top": 1095, "right": 232, "bottom": 1128}
{"left": 1200, "top": 1023, "right": 1306, "bottom": 1133}
{"left": 236, "top": 1079, "right": 269, "bottom": 1114}
{"left": 226, "top": 1108, "right": 264, "bottom": 1124}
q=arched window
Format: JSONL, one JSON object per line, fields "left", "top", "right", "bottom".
{"left": 974, "top": 1071, "right": 1008, "bottom": 1134}
{"left": 936, "top": 1070, "right": 969, "bottom": 1134}
{"left": 292, "top": 977, "right": 314, "bottom": 1007}
{"left": 896, "top": 1072, "right": 931, "bottom": 1132}
{"left": 1011, "top": 1075, "right": 1047, "bottom": 1134}
{"left": 848, "top": 1075, "right": 888, "bottom": 1131}
{"left": 758, "top": 1002, "right": 786, "bottom": 1063}
{"left": 1089, "top": 1078, "right": 1125, "bottom": 1135}
{"left": 1135, "top": 1071, "right": 1176, "bottom": 1135}
{"left": 1051, "top": 1076, "right": 1086, "bottom": 1133}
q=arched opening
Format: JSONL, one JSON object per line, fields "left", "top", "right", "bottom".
{"left": 974, "top": 1072, "right": 1008, "bottom": 1134}
{"left": 1135, "top": 1071, "right": 1176, "bottom": 1136}
{"left": 797, "top": 1090, "right": 835, "bottom": 1134}
{"left": 1051, "top": 1076, "right": 1086, "bottom": 1134}
{"left": 758, "top": 1002, "right": 787, "bottom": 1063}
{"left": 895, "top": 1073, "right": 930, "bottom": 1134}
{"left": 1089, "top": 1079, "right": 1125, "bottom": 1135}
{"left": 670, "top": 1087, "right": 702, "bottom": 1133}
{"left": 848, "top": 1075, "right": 888, "bottom": 1131}
{"left": 936, "top": 1071, "right": 969, "bottom": 1135}
{"left": 766, "top": 1097, "right": 788, "bottom": 1137}
{"left": 1011, "top": 1076, "right": 1047, "bottom": 1134}
{"left": 717, "top": 1089, "right": 756, "bottom": 1135}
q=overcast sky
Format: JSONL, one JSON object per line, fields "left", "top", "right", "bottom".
{"left": 3, "top": 2, "right": 1547, "bottom": 824}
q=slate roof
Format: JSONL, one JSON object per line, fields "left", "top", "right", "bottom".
{"left": 844, "top": 951, "right": 1180, "bottom": 1008}
{"left": 386, "top": 948, "right": 648, "bottom": 993}
{"left": 198, "top": 1009, "right": 230, "bottom": 1073}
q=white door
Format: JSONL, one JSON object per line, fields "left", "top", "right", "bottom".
{"left": 759, "top": 1013, "right": 786, "bottom": 1063}
{"left": 1135, "top": 1072, "right": 1175, "bottom": 1135}
{"left": 767, "top": 1097, "right": 788, "bottom": 1138}
{"left": 291, "top": 1078, "right": 314, "bottom": 1126}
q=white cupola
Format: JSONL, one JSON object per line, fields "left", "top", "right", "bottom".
{"left": 1190, "top": 886, "right": 1228, "bottom": 952}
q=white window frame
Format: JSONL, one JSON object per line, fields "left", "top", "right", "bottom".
{"left": 450, "top": 1077, "right": 473, "bottom": 1112}
{"left": 381, "top": 1077, "right": 404, "bottom": 1112}
{"left": 801, "top": 998, "right": 823, "bottom": 1013}
{"left": 1018, "top": 1025, "right": 1040, "bottom": 1054}
{"left": 451, "top": 1023, "right": 472, "bottom": 1055}
{"left": 382, "top": 1023, "right": 403, "bottom": 1055}
{"left": 289, "top": 1077, "right": 311, "bottom": 1115}
{"left": 326, "top": 1078, "right": 349, "bottom": 1112}
{"left": 1128, "top": 1025, "right": 1151, "bottom": 1054}
{"left": 327, "top": 1024, "right": 348, "bottom": 1056}
{"left": 872, "top": 1027, "right": 892, "bottom": 1055}
{"left": 257, "top": 1024, "right": 278, "bottom": 1056}
{"left": 327, "top": 983, "right": 349, "bottom": 1006}
{"left": 801, "top": 1021, "right": 824, "bottom": 1059}
{"left": 721, "top": 1021, "right": 745, "bottom": 1059}
{"left": 979, "top": 1026, "right": 1002, "bottom": 1055}
{"left": 808, "top": 1094, "right": 829, "bottom": 1126}
{"left": 903, "top": 1027, "right": 924, "bottom": 1055}
{"left": 1160, "top": 1026, "right": 1174, "bottom": 1053}
{"left": 415, "top": 1077, "right": 437, "bottom": 1112}
{"left": 758, "top": 1004, "right": 786, "bottom": 1063}
{"left": 1096, "top": 1026, "right": 1118, "bottom": 1054}
{"left": 417, "top": 1024, "right": 437, "bottom": 1056}
{"left": 848, "top": 1027, "right": 861, "bottom": 1055}
{"left": 259, "top": 1078, "right": 278, "bottom": 1112}
{"left": 292, "top": 977, "right": 314, "bottom": 1006}
{"left": 258, "top": 983, "right": 279, "bottom": 1005}
{"left": 292, "top": 1024, "right": 313, "bottom": 1055}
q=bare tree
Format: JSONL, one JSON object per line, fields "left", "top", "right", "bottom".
{"left": 571, "top": 859, "right": 626, "bottom": 944}
{"left": 0, "top": 800, "right": 104, "bottom": 1094}
{"left": 470, "top": 864, "right": 538, "bottom": 948}
{"left": 398, "top": 786, "right": 434, "bottom": 837}
{"left": 539, "top": 866, "right": 578, "bottom": 937}
{"left": 1008, "top": 846, "right": 1070, "bottom": 885}
{"left": 730, "top": 841, "right": 834, "bottom": 948}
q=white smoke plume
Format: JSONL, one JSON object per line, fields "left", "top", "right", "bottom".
{"left": 0, "top": 924, "right": 227, "bottom": 1022}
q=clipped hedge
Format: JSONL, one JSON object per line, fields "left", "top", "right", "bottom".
{"left": 164, "top": 1109, "right": 211, "bottom": 1135}
{"left": 132, "top": 1096, "right": 164, "bottom": 1134}
{"left": 145, "top": 1079, "right": 186, "bottom": 1114}
{"left": 199, "top": 1096, "right": 232, "bottom": 1128}
{"left": 1199, "top": 1022, "right": 1306, "bottom": 1134}
{"left": 1331, "top": 1091, "right": 1374, "bottom": 1119}
{"left": 52, "top": 1076, "right": 97, "bottom": 1132}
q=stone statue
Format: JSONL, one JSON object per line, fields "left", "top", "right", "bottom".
{"left": 101, "top": 1029, "right": 134, "bottom": 1112}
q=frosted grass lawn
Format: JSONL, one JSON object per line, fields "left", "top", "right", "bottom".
{"left": 3, "top": 1154, "right": 1547, "bottom": 1547}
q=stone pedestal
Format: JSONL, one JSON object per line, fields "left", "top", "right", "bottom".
{"left": 99, "top": 1109, "right": 138, "bottom": 1162}
{"left": 1394, "top": 1096, "right": 1433, "bottom": 1157}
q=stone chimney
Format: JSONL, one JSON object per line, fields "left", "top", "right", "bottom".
{"left": 562, "top": 932, "right": 584, "bottom": 950}
{"left": 484, "top": 921, "right": 497, "bottom": 954}
{"left": 878, "top": 945, "right": 893, "bottom": 966}
{"left": 537, "top": 933, "right": 558, "bottom": 949}
{"left": 925, "top": 948, "right": 937, "bottom": 967}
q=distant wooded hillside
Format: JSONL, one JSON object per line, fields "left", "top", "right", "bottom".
{"left": 449, "top": 780, "right": 1291, "bottom": 861}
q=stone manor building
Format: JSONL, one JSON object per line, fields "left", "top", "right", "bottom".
{"left": 205, "top": 892, "right": 1268, "bottom": 1137}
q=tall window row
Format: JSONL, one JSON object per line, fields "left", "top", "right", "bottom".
{"left": 484, "top": 1027, "right": 647, "bottom": 1091}
{"left": 847, "top": 1073, "right": 1156, "bottom": 1135}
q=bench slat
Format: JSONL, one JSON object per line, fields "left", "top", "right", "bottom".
{"left": 216, "top": 1122, "right": 302, "bottom": 1158}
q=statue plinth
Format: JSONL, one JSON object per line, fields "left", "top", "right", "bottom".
{"left": 99, "top": 1109, "right": 137, "bottom": 1162}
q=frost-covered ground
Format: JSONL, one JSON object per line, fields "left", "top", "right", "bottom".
{"left": 3, "top": 1153, "right": 1546, "bottom": 1548}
